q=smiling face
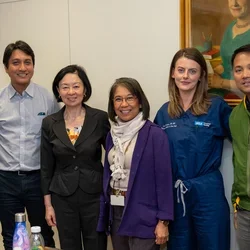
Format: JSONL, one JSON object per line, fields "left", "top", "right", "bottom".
{"left": 228, "top": 0, "right": 250, "bottom": 19}
{"left": 233, "top": 51, "right": 250, "bottom": 96}
{"left": 57, "top": 73, "right": 85, "bottom": 108}
{"left": 113, "top": 85, "right": 140, "bottom": 122}
{"left": 5, "top": 49, "right": 34, "bottom": 91}
{"left": 172, "top": 57, "right": 201, "bottom": 95}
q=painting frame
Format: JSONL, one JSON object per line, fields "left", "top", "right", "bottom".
{"left": 179, "top": 0, "right": 190, "bottom": 49}
{"left": 179, "top": 0, "right": 244, "bottom": 107}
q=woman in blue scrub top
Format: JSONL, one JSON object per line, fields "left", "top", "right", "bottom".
{"left": 154, "top": 48, "right": 232, "bottom": 250}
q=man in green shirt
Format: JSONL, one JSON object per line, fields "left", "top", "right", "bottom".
{"left": 230, "top": 44, "right": 250, "bottom": 250}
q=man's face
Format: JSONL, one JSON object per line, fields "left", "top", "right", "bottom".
{"left": 5, "top": 49, "right": 34, "bottom": 89}
{"left": 233, "top": 51, "right": 250, "bottom": 95}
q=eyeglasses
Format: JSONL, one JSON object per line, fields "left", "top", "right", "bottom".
{"left": 113, "top": 95, "right": 137, "bottom": 104}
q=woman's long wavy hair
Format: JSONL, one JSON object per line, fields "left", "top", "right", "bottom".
{"left": 168, "top": 48, "right": 211, "bottom": 118}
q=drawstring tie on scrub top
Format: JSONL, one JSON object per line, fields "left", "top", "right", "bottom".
{"left": 175, "top": 179, "right": 188, "bottom": 217}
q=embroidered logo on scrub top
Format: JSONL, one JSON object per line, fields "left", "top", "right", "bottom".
{"left": 194, "top": 121, "right": 211, "bottom": 127}
{"left": 161, "top": 122, "right": 177, "bottom": 129}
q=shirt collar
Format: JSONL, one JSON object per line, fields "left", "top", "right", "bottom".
{"left": 244, "top": 95, "right": 250, "bottom": 112}
{"left": 8, "top": 82, "right": 34, "bottom": 99}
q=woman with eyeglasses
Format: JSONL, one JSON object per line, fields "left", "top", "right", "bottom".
{"left": 97, "top": 77, "right": 173, "bottom": 250}
{"left": 40, "top": 65, "right": 110, "bottom": 250}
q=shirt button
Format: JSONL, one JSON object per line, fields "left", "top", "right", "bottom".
{"left": 74, "top": 166, "right": 78, "bottom": 171}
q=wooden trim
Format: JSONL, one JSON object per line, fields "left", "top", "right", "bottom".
{"left": 179, "top": 0, "right": 185, "bottom": 48}
{"left": 180, "top": 0, "right": 191, "bottom": 48}
{"left": 185, "top": 0, "right": 191, "bottom": 47}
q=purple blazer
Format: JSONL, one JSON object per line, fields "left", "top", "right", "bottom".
{"left": 97, "top": 120, "right": 173, "bottom": 238}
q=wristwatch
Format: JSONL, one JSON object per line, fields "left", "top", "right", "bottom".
{"left": 159, "top": 220, "right": 169, "bottom": 226}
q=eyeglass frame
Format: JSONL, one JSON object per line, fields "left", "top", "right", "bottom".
{"left": 113, "top": 95, "right": 138, "bottom": 105}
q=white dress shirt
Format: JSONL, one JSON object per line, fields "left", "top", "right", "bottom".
{"left": 0, "top": 82, "right": 59, "bottom": 171}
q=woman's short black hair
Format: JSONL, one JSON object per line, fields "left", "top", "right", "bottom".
{"left": 52, "top": 64, "right": 92, "bottom": 103}
{"left": 108, "top": 77, "right": 150, "bottom": 122}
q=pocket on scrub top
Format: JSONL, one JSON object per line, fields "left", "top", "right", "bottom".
{"left": 195, "top": 127, "right": 214, "bottom": 152}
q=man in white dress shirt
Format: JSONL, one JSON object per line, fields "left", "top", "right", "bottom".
{"left": 0, "top": 40, "right": 58, "bottom": 250}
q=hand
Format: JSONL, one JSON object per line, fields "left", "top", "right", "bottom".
{"left": 234, "top": 212, "right": 238, "bottom": 230}
{"left": 45, "top": 205, "right": 57, "bottom": 227}
{"left": 213, "top": 64, "right": 224, "bottom": 75}
{"left": 210, "top": 74, "right": 238, "bottom": 90}
{"left": 154, "top": 221, "right": 169, "bottom": 245}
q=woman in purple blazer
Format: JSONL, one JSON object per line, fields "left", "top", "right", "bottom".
{"left": 97, "top": 77, "right": 173, "bottom": 250}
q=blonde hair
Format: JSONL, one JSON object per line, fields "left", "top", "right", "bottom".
{"left": 168, "top": 48, "right": 211, "bottom": 118}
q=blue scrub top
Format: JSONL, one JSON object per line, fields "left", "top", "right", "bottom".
{"left": 154, "top": 97, "right": 232, "bottom": 181}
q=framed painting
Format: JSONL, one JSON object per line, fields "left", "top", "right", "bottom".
{"left": 179, "top": 0, "right": 250, "bottom": 106}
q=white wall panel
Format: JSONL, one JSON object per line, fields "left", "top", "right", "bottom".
{"left": 0, "top": 0, "right": 27, "bottom": 3}
{"left": 69, "top": 0, "right": 179, "bottom": 116}
{"left": 0, "top": 0, "right": 70, "bottom": 90}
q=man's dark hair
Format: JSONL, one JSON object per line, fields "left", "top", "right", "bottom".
{"left": 231, "top": 44, "right": 250, "bottom": 66}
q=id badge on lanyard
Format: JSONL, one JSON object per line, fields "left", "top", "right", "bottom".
{"left": 110, "top": 195, "right": 125, "bottom": 206}
{"left": 110, "top": 181, "right": 125, "bottom": 206}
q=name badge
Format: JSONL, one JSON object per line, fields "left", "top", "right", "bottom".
{"left": 194, "top": 121, "right": 211, "bottom": 127}
{"left": 110, "top": 195, "right": 125, "bottom": 206}
{"left": 194, "top": 121, "right": 204, "bottom": 126}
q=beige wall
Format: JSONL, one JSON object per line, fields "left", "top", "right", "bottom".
{"left": 0, "top": 0, "right": 180, "bottom": 118}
